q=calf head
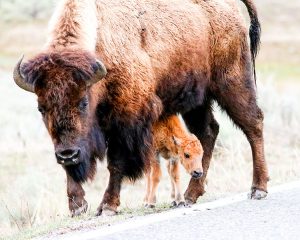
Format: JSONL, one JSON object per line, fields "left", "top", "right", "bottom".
{"left": 172, "top": 134, "right": 204, "bottom": 179}
{"left": 13, "top": 50, "right": 107, "bottom": 182}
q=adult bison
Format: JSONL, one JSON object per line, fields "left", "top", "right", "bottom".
{"left": 13, "top": 0, "right": 269, "bottom": 216}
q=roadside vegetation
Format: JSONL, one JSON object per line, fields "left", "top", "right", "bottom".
{"left": 0, "top": 0, "right": 299, "bottom": 239}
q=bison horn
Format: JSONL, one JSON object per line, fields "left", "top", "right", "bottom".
{"left": 13, "top": 55, "right": 34, "bottom": 93}
{"left": 87, "top": 59, "right": 107, "bottom": 86}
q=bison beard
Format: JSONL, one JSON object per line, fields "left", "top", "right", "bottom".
{"left": 106, "top": 124, "right": 152, "bottom": 180}
{"left": 97, "top": 96, "right": 161, "bottom": 181}
{"left": 64, "top": 124, "right": 106, "bottom": 182}
{"left": 65, "top": 161, "right": 90, "bottom": 183}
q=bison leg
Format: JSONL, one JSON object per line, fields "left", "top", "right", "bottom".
{"left": 97, "top": 165, "right": 122, "bottom": 216}
{"left": 182, "top": 100, "right": 219, "bottom": 204}
{"left": 214, "top": 71, "right": 269, "bottom": 199}
{"left": 67, "top": 174, "right": 88, "bottom": 217}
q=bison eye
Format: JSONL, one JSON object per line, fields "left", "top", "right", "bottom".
{"left": 184, "top": 153, "right": 190, "bottom": 159}
{"left": 38, "top": 105, "right": 46, "bottom": 115}
{"left": 79, "top": 97, "right": 89, "bottom": 112}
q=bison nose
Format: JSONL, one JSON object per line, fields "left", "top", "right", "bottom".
{"left": 55, "top": 148, "right": 80, "bottom": 166}
{"left": 191, "top": 170, "right": 203, "bottom": 179}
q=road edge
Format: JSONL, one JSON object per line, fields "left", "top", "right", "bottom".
{"left": 40, "top": 180, "right": 300, "bottom": 240}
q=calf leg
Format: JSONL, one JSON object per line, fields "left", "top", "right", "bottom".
{"left": 67, "top": 174, "right": 88, "bottom": 217}
{"left": 169, "top": 161, "right": 185, "bottom": 207}
{"left": 143, "top": 171, "right": 151, "bottom": 206}
{"left": 166, "top": 161, "right": 176, "bottom": 200}
{"left": 182, "top": 100, "right": 219, "bottom": 204}
{"left": 146, "top": 160, "right": 162, "bottom": 208}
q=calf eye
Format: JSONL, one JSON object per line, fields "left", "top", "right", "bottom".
{"left": 184, "top": 153, "right": 190, "bottom": 159}
{"left": 79, "top": 97, "right": 88, "bottom": 112}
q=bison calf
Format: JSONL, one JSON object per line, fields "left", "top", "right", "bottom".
{"left": 144, "top": 115, "right": 203, "bottom": 208}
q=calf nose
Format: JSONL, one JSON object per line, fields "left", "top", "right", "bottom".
{"left": 191, "top": 170, "right": 203, "bottom": 179}
{"left": 55, "top": 148, "right": 80, "bottom": 166}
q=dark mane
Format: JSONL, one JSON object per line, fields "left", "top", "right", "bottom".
{"left": 21, "top": 50, "right": 100, "bottom": 87}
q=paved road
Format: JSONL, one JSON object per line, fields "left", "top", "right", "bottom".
{"left": 54, "top": 182, "right": 300, "bottom": 240}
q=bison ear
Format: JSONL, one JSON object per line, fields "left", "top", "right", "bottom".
{"left": 87, "top": 59, "right": 107, "bottom": 86}
{"left": 13, "top": 55, "right": 35, "bottom": 93}
{"left": 172, "top": 135, "right": 182, "bottom": 146}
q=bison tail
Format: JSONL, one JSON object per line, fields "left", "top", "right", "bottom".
{"left": 240, "top": 0, "right": 261, "bottom": 83}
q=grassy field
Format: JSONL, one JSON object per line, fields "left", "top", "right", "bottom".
{"left": 0, "top": 0, "right": 300, "bottom": 239}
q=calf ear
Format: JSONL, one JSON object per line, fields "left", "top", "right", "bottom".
{"left": 172, "top": 135, "right": 182, "bottom": 146}
{"left": 191, "top": 134, "right": 199, "bottom": 141}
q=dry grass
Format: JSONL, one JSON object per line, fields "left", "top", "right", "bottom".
{"left": 0, "top": 0, "right": 300, "bottom": 239}
{"left": 1, "top": 73, "right": 299, "bottom": 240}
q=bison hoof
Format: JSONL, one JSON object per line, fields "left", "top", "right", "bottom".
{"left": 248, "top": 187, "right": 268, "bottom": 200}
{"left": 96, "top": 204, "right": 118, "bottom": 217}
{"left": 177, "top": 201, "right": 186, "bottom": 208}
{"left": 184, "top": 199, "right": 195, "bottom": 207}
{"left": 71, "top": 201, "right": 88, "bottom": 217}
{"left": 102, "top": 208, "right": 117, "bottom": 216}
{"left": 171, "top": 201, "right": 186, "bottom": 208}
{"left": 145, "top": 203, "right": 155, "bottom": 209}
{"left": 170, "top": 201, "right": 177, "bottom": 208}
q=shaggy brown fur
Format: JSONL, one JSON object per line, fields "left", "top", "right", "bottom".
{"left": 144, "top": 115, "right": 203, "bottom": 208}
{"left": 14, "top": 0, "right": 268, "bottom": 216}
{"left": 22, "top": 50, "right": 106, "bottom": 183}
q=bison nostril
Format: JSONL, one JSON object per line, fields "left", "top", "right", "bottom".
{"left": 55, "top": 148, "right": 80, "bottom": 165}
{"left": 56, "top": 149, "right": 79, "bottom": 159}
{"left": 192, "top": 171, "right": 203, "bottom": 179}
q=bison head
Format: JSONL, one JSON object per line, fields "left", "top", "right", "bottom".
{"left": 13, "top": 50, "right": 107, "bottom": 182}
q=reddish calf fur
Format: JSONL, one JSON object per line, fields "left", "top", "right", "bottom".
{"left": 13, "top": 0, "right": 269, "bottom": 216}
{"left": 144, "top": 115, "right": 203, "bottom": 208}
